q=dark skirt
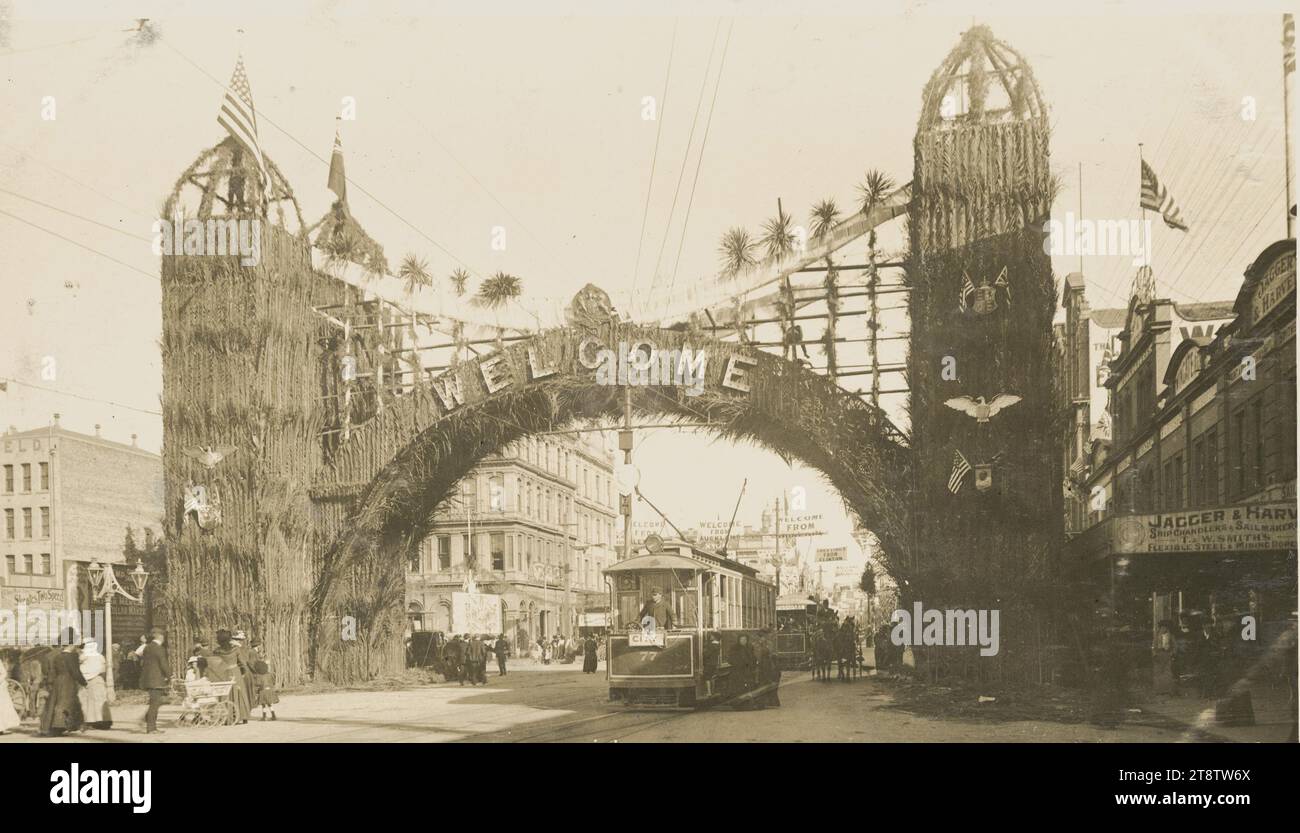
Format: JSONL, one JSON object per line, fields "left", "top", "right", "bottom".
{"left": 582, "top": 651, "right": 598, "bottom": 673}
{"left": 253, "top": 673, "right": 279, "bottom": 706}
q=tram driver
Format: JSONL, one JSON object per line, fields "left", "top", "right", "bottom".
{"left": 639, "top": 588, "right": 676, "bottom": 631}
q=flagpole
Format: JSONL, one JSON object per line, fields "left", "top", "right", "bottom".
{"left": 1284, "top": 14, "right": 1295, "bottom": 238}
{"left": 1077, "top": 161, "right": 1084, "bottom": 275}
{"left": 1138, "top": 143, "right": 1152, "bottom": 300}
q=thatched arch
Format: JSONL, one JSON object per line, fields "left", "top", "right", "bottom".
{"left": 307, "top": 322, "right": 913, "bottom": 680}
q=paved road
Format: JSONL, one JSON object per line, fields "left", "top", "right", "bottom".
{"left": 1, "top": 666, "right": 1187, "bottom": 743}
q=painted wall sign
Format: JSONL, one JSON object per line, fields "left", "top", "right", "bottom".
{"left": 1251, "top": 251, "right": 1296, "bottom": 324}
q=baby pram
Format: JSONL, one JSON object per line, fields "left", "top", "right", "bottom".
{"left": 176, "top": 679, "right": 236, "bottom": 727}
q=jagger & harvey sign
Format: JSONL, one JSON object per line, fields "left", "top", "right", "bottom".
{"left": 1110, "top": 502, "right": 1297, "bottom": 555}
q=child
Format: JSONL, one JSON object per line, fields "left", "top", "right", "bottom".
{"left": 249, "top": 639, "right": 278, "bottom": 721}
{"left": 184, "top": 655, "right": 206, "bottom": 683}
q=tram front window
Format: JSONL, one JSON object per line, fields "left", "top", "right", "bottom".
{"left": 615, "top": 571, "right": 698, "bottom": 630}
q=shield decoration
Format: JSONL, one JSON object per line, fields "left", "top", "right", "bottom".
{"left": 972, "top": 285, "right": 997, "bottom": 315}
{"left": 974, "top": 464, "right": 993, "bottom": 492}
{"left": 186, "top": 484, "right": 222, "bottom": 530}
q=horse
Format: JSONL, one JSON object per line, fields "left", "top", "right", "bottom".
{"left": 813, "top": 635, "right": 834, "bottom": 682}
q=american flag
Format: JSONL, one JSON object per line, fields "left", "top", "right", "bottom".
{"left": 217, "top": 56, "right": 270, "bottom": 192}
{"left": 948, "top": 449, "right": 972, "bottom": 494}
{"left": 1285, "top": 14, "right": 1295, "bottom": 75}
{"left": 1140, "top": 159, "right": 1189, "bottom": 232}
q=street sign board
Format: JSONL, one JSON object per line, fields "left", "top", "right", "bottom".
{"left": 816, "top": 547, "right": 848, "bottom": 562}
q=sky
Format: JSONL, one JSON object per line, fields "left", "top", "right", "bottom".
{"left": 1, "top": 0, "right": 1294, "bottom": 565}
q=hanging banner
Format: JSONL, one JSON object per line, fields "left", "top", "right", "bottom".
{"left": 816, "top": 547, "right": 848, "bottom": 562}
{"left": 452, "top": 591, "right": 502, "bottom": 635}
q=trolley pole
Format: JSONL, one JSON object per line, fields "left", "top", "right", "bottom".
{"left": 620, "top": 385, "right": 633, "bottom": 561}
{"left": 774, "top": 498, "right": 783, "bottom": 595}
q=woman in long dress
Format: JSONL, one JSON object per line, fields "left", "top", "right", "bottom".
{"left": 39, "top": 640, "right": 85, "bottom": 737}
{"left": 581, "top": 636, "right": 598, "bottom": 674}
{"left": 78, "top": 641, "right": 113, "bottom": 730}
{"left": 210, "top": 630, "right": 251, "bottom": 724}
{"left": 0, "top": 658, "right": 21, "bottom": 734}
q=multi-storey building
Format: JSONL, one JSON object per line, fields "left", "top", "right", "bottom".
{"left": 1062, "top": 239, "right": 1296, "bottom": 685}
{"left": 0, "top": 419, "right": 163, "bottom": 644}
{"left": 405, "top": 431, "right": 618, "bottom": 653}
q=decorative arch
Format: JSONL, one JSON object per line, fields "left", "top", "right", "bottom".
{"left": 306, "top": 320, "right": 913, "bottom": 678}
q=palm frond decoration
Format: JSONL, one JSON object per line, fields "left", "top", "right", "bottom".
{"left": 810, "top": 198, "right": 841, "bottom": 242}
{"left": 759, "top": 205, "right": 797, "bottom": 262}
{"left": 857, "top": 170, "right": 896, "bottom": 216}
{"left": 323, "top": 230, "right": 361, "bottom": 277}
{"left": 718, "top": 227, "right": 758, "bottom": 279}
{"left": 448, "top": 268, "right": 470, "bottom": 297}
{"left": 399, "top": 254, "right": 432, "bottom": 296}
{"left": 474, "top": 271, "right": 522, "bottom": 309}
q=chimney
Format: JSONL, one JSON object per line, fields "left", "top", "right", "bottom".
{"left": 131, "top": 434, "right": 138, "bottom": 448}
{"left": 94, "top": 424, "right": 101, "bottom": 437}
{"left": 52, "top": 413, "right": 60, "bottom": 426}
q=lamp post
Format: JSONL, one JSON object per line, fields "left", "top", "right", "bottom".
{"left": 86, "top": 558, "right": 150, "bottom": 703}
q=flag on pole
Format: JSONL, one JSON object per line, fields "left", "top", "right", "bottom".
{"left": 217, "top": 56, "right": 270, "bottom": 194}
{"left": 958, "top": 272, "right": 975, "bottom": 313}
{"left": 1284, "top": 13, "right": 1295, "bottom": 74}
{"left": 327, "top": 120, "right": 347, "bottom": 203}
{"left": 948, "top": 449, "right": 972, "bottom": 494}
{"left": 1140, "top": 159, "right": 1189, "bottom": 231}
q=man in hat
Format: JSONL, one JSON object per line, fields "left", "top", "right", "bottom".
{"left": 139, "top": 630, "right": 170, "bottom": 735}
{"left": 493, "top": 634, "right": 510, "bottom": 676}
{"left": 463, "top": 635, "right": 487, "bottom": 686}
{"left": 638, "top": 588, "right": 674, "bottom": 631}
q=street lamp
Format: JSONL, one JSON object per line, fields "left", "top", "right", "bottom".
{"left": 87, "top": 558, "right": 150, "bottom": 703}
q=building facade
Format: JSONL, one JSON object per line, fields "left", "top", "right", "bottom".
{"left": 1, "top": 420, "right": 164, "bottom": 644}
{"left": 1062, "top": 240, "right": 1297, "bottom": 687}
{"left": 405, "top": 432, "right": 618, "bottom": 653}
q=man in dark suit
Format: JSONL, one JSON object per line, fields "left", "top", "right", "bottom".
{"left": 639, "top": 588, "right": 674, "bottom": 631}
{"left": 138, "top": 630, "right": 170, "bottom": 734}
{"left": 463, "top": 635, "right": 487, "bottom": 686}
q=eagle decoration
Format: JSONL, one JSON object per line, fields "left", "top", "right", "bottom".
{"left": 943, "top": 393, "right": 1022, "bottom": 424}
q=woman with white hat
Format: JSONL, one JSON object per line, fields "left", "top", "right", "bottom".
{"left": 78, "top": 640, "right": 113, "bottom": 730}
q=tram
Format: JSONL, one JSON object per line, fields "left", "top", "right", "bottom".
{"left": 604, "top": 540, "right": 777, "bottom": 709}
{"left": 774, "top": 596, "right": 819, "bottom": 670}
